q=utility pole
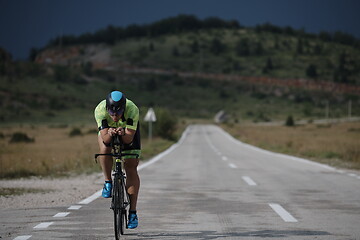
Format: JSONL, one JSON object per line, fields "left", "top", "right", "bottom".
{"left": 348, "top": 100, "right": 352, "bottom": 119}
{"left": 325, "top": 100, "right": 329, "bottom": 123}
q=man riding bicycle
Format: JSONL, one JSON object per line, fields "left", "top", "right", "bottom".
{"left": 94, "top": 90, "right": 141, "bottom": 229}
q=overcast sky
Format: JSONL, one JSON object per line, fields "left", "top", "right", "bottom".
{"left": 1, "top": 0, "right": 360, "bottom": 60}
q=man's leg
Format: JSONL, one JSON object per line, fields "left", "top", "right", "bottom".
{"left": 124, "top": 158, "right": 140, "bottom": 229}
{"left": 97, "top": 135, "right": 113, "bottom": 198}
{"left": 97, "top": 135, "right": 112, "bottom": 181}
{"left": 124, "top": 158, "right": 140, "bottom": 211}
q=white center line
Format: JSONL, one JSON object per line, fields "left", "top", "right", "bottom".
{"left": 53, "top": 212, "right": 70, "bottom": 218}
{"left": 33, "top": 222, "right": 54, "bottom": 229}
{"left": 269, "top": 203, "right": 298, "bottom": 222}
{"left": 221, "top": 156, "right": 228, "bottom": 161}
{"left": 242, "top": 176, "right": 257, "bottom": 186}
{"left": 68, "top": 205, "right": 82, "bottom": 210}
{"left": 13, "top": 236, "right": 32, "bottom": 240}
{"left": 228, "top": 163, "right": 237, "bottom": 169}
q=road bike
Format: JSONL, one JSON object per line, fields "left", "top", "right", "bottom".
{"left": 95, "top": 135, "right": 139, "bottom": 239}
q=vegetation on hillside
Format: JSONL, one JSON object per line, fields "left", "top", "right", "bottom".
{"left": 0, "top": 15, "right": 360, "bottom": 178}
{"left": 0, "top": 14, "right": 359, "bottom": 125}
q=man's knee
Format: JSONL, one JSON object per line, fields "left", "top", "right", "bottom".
{"left": 124, "top": 158, "right": 139, "bottom": 171}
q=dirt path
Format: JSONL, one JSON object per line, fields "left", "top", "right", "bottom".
{"left": 0, "top": 172, "right": 103, "bottom": 209}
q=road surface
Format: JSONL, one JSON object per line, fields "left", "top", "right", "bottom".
{"left": 3, "top": 125, "right": 360, "bottom": 240}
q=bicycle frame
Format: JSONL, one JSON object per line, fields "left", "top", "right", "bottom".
{"left": 94, "top": 135, "right": 139, "bottom": 238}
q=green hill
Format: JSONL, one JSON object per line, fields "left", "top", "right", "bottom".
{"left": 1, "top": 15, "right": 359, "bottom": 126}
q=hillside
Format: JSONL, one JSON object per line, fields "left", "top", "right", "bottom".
{"left": 1, "top": 16, "right": 360, "bottom": 125}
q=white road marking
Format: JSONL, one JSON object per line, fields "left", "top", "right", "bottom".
{"left": 242, "top": 176, "right": 257, "bottom": 186}
{"left": 138, "top": 126, "right": 190, "bottom": 171}
{"left": 68, "top": 205, "right": 82, "bottom": 210}
{"left": 221, "top": 156, "right": 228, "bottom": 161}
{"left": 53, "top": 212, "right": 70, "bottom": 218}
{"left": 33, "top": 222, "right": 54, "bottom": 229}
{"left": 13, "top": 236, "right": 32, "bottom": 240}
{"left": 269, "top": 203, "right": 298, "bottom": 222}
{"left": 78, "top": 190, "right": 102, "bottom": 204}
{"left": 228, "top": 163, "right": 237, "bottom": 169}
{"left": 348, "top": 173, "right": 357, "bottom": 177}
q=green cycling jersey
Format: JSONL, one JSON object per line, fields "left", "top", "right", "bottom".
{"left": 94, "top": 99, "right": 139, "bottom": 131}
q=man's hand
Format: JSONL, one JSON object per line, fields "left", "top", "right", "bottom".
{"left": 108, "top": 127, "right": 125, "bottom": 137}
{"left": 107, "top": 128, "right": 118, "bottom": 137}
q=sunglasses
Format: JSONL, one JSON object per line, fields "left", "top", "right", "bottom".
{"left": 108, "top": 108, "right": 124, "bottom": 116}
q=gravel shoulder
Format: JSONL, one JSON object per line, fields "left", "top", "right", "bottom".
{"left": 0, "top": 172, "right": 103, "bottom": 209}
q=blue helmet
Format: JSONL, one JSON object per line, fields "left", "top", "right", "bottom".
{"left": 106, "top": 91, "right": 126, "bottom": 115}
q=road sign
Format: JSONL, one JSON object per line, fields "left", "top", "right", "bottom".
{"left": 144, "top": 108, "right": 156, "bottom": 141}
{"left": 144, "top": 108, "right": 156, "bottom": 122}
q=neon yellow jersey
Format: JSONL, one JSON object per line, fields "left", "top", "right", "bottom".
{"left": 94, "top": 99, "right": 139, "bottom": 131}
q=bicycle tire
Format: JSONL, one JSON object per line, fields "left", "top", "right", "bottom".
{"left": 119, "top": 178, "right": 126, "bottom": 235}
{"left": 113, "top": 177, "right": 122, "bottom": 239}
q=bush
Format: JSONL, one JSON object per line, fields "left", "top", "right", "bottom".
{"left": 285, "top": 115, "right": 295, "bottom": 127}
{"left": 9, "top": 132, "right": 35, "bottom": 143}
{"left": 155, "top": 108, "right": 177, "bottom": 140}
{"left": 69, "top": 128, "right": 82, "bottom": 137}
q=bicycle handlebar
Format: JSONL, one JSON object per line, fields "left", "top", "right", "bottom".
{"left": 94, "top": 152, "right": 139, "bottom": 160}
{"left": 94, "top": 130, "right": 139, "bottom": 162}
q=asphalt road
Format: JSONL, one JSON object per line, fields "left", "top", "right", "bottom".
{"left": 3, "top": 124, "right": 360, "bottom": 240}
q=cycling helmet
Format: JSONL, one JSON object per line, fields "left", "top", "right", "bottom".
{"left": 106, "top": 91, "right": 126, "bottom": 115}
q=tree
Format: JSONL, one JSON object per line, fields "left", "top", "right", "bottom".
{"left": 190, "top": 40, "right": 199, "bottom": 54}
{"left": 210, "top": 38, "right": 225, "bottom": 55}
{"left": 149, "top": 42, "right": 155, "bottom": 51}
{"left": 296, "top": 38, "right": 304, "bottom": 54}
{"left": 172, "top": 46, "right": 180, "bottom": 57}
{"left": 334, "top": 52, "right": 350, "bottom": 83}
{"left": 254, "top": 42, "right": 264, "bottom": 55}
{"left": 262, "top": 58, "right": 273, "bottom": 73}
{"left": 235, "top": 38, "right": 250, "bottom": 56}
{"left": 306, "top": 64, "right": 318, "bottom": 78}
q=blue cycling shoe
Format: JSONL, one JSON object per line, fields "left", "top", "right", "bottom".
{"left": 127, "top": 212, "right": 138, "bottom": 229}
{"left": 102, "top": 181, "right": 112, "bottom": 198}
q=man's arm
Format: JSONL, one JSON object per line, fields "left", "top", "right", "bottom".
{"left": 122, "top": 128, "right": 136, "bottom": 144}
{"left": 100, "top": 127, "right": 136, "bottom": 145}
{"left": 99, "top": 128, "right": 118, "bottom": 145}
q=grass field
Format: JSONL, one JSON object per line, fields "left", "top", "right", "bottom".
{"left": 222, "top": 121, "right": 360, "bottom": 170}
{"left": 0, "top": 124, "right": 175, "bottom": 178}
{"left": 1, "top": 119, "right": 359, "bottom": 179}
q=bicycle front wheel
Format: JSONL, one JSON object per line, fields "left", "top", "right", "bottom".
{"left": 113, "top": 176, "right": 127, "bottom": 239}
{"left": 113, "top": 177, "right": 124, "bottom": 239}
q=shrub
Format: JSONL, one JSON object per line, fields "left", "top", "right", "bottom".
{"left": 285, "top": 115, "right": 295, "bottom": 127}
{"left": 155, "top": 108, "right": 178, "bottom": 140}
{"left": 9, "top": 132, "right": 35, "bottom": 143}
{"left": 69, "top": 128, "right": 82, "bottom": 137}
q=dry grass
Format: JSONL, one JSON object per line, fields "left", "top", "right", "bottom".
{"left": 0, "top": 125, "right": 100, "bottom": 178}
{"left": 0, "top": 124, "right": 176, "bottom": 178}
{"left": 222, "top": 121, "right": 360, "bottom": 170}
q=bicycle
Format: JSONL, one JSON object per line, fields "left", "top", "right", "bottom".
{"left": 95, "top": 134, "right": 139, "bottom": 239}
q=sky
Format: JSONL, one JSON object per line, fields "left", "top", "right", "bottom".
{"left": 1, "top": 0, "right": 360, "bottom": 60}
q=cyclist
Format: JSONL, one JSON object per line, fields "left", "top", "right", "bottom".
{"left": 94, "top": 90, "right": 141, "bottom": 229}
